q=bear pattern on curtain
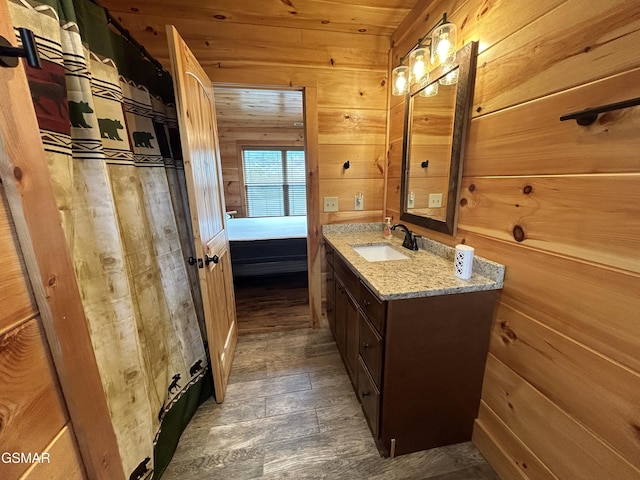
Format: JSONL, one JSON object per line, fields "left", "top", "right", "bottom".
{"left": 8, "top": 0, "right": 210, "bottom": 478}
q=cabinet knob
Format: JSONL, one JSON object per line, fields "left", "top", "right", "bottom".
{"left": 363, "top": 343, "right": 370, "bottom": 350}
{"left": 363, "top": 299, "right": 371, "bottom": 307}
{"left": 361, "top": 391, "right": 370, "bottom": 398}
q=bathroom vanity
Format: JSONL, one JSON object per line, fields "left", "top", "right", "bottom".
{"left": 323, "top": 224, "right": 504, "bottom": 457}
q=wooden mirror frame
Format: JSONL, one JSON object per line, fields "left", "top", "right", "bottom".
{"left": 399, "top": 41, "right": 478, "bottom": 235}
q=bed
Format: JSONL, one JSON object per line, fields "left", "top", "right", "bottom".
{"left": 226, "top": 216, "right": 308, "bottom": 277}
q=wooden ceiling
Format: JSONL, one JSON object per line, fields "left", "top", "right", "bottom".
{"left": 213, "top": 88, "right": 303, "bottom": 129}
{"left": 101, "top": 0, "right": 419, "bottom": 38}
{"left": 98, "top": 0, "right": 419, "bottom": 74}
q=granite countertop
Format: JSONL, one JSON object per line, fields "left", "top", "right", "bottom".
{"left": 323, "top": 224, "right": 504, "bottom": 301}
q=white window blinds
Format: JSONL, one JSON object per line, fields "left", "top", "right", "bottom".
{"left": 242, "top": 148, "right": 307, "bottom": 217}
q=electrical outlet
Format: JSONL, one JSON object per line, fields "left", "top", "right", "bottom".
{"left": 323, "top": 196, "right": 339, "bottom": 212}
{"left": 354, "top": 192, "right": 364, "bottom": 211}
{"left": 428, "top": 193, "right": 443, "bottom": 208}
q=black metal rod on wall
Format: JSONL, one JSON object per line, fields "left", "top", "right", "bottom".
{"left": 91, "top": 0, "right": 169, "bottom": 76}
{"left": 0, "top": 28, "right": 41, "bottom": 69}
{"left": 106, "top": 14, "right": 169, "bottom": 76}
{"left": 560, "top": 96, "right": 640, "bottom": 126}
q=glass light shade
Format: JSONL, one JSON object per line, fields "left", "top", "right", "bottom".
{"left": 409, "top": 47, "right": 428, "bottom": 85}
{"left": 392, "top": 65, "right": 409, "bottom": 96}
{"left": 431, "top": 22, "right": 457, "bottom": 66}
{"left": 419, "top": 81, "right": 439, "bottom": 97}
{"left": 439, "top": 64, "right": 459, "bottom": 85}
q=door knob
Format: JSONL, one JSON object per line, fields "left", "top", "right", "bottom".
{"left": 205, "top": 254, "right": 219, "bottom": 265}
{"left": 187, "top": 256, "right": 197, "bottom": 266}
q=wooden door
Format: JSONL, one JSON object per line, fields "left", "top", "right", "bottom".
{"left": 166, "top": 26, "right": 237, "bottom": 402}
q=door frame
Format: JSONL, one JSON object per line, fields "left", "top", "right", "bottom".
{"left": 302, "top": 86, "right": 322, "bottom": 328}
{"left": 212, "top": 83, "right": 322, "bottom": 328}
{"left": 0, "top": 3, "right": 124, "bottom": 478}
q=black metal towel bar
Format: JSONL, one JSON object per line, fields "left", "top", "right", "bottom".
{"left": 560, "top": 96, "right": 640, "bottom": 126}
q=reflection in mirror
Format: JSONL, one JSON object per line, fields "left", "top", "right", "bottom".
{"left": 407, "top": 70, "right": 457, "bottom": 222}
{"left": 400, "top": 41, "right": 478, "bottom": 235}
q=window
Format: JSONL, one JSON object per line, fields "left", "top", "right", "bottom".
{"left": 242, "top": 147, "right": 306, "bottom": 217}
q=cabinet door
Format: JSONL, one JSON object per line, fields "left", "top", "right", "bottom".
{"left": 334, "top": 277, "right": 347, "bottom": 353}
{"left": 345, "top": 291, "right": 359, "bottom": 382}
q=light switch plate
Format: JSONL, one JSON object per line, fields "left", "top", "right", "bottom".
{"left": 354, "top": 193, "right": 363, "bottom": 211}
{"left": 428, "top": 193, "right": 443, "bottom": 208}
{"left": 323, "top": 196, "right": 339, "bottom": 212}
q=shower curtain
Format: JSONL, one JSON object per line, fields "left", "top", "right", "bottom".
{"left": 8, "top": 0, "right": 209, "bottom": 478}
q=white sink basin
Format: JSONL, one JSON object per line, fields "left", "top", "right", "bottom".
{"left": 352, "top": 244, "right": 410, "bottom": 262}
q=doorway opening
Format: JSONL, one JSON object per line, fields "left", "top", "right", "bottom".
{"left": 213, "top": 86, "right": 309, "bottom": 335}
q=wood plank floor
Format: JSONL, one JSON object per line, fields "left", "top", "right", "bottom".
{"left": 162, "top": 328, "right": 500, "bottom": 479}
{"left": 234, "top": 273, "right": 310, "bottom": 335}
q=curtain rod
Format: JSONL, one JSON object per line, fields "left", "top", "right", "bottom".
{"left": 92, "top": 0, "right": 169, "bottom": 76}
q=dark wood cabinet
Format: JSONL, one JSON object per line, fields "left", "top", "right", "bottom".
{"left": 329, "top": 247, "right": 360, "bottom": 384}
{"left": 324, "top": 242, "right": 498, "bottom": 458}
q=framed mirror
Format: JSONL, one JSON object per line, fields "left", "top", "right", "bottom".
{"left": 400, "top": 41, "right": 478, "bottom": 235}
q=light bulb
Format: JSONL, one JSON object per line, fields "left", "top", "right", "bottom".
{"left": 436, "top": 36, "right": 451, "bottom": 64}
{"left": 419, "top": 82, "right": 438, "bottom": 97}
{"left": 396, "top": 72, "right": 406, "bottom": 91}
{"left": 413, "top": 55, "right": 425, "bottom": 80}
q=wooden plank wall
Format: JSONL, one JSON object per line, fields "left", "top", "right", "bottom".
{"left": 0, "top": 187, "right": 85, "bottom": 480}
{"left": 388, "top": 0, "right": 640, "bottom": 478}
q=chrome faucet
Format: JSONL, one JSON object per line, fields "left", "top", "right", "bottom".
{"left": 391, "top": 224, "right": 419, "bottom": 251}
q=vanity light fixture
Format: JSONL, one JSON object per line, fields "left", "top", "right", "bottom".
{"left": 391, "top": 13, "right": 456, "bottom": 96}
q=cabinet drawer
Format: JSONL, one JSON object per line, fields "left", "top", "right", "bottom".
{"left": 357, "top": 356, "right": 380, "bottom": 439}
{"left": 359, "top": 313, "right": 383, "bottom": 389}
{"left": 359, "top": 281, "right": 386, "bottom": 334}
{"left": 335, "top": 254, "right": 359, "bottom": 295}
